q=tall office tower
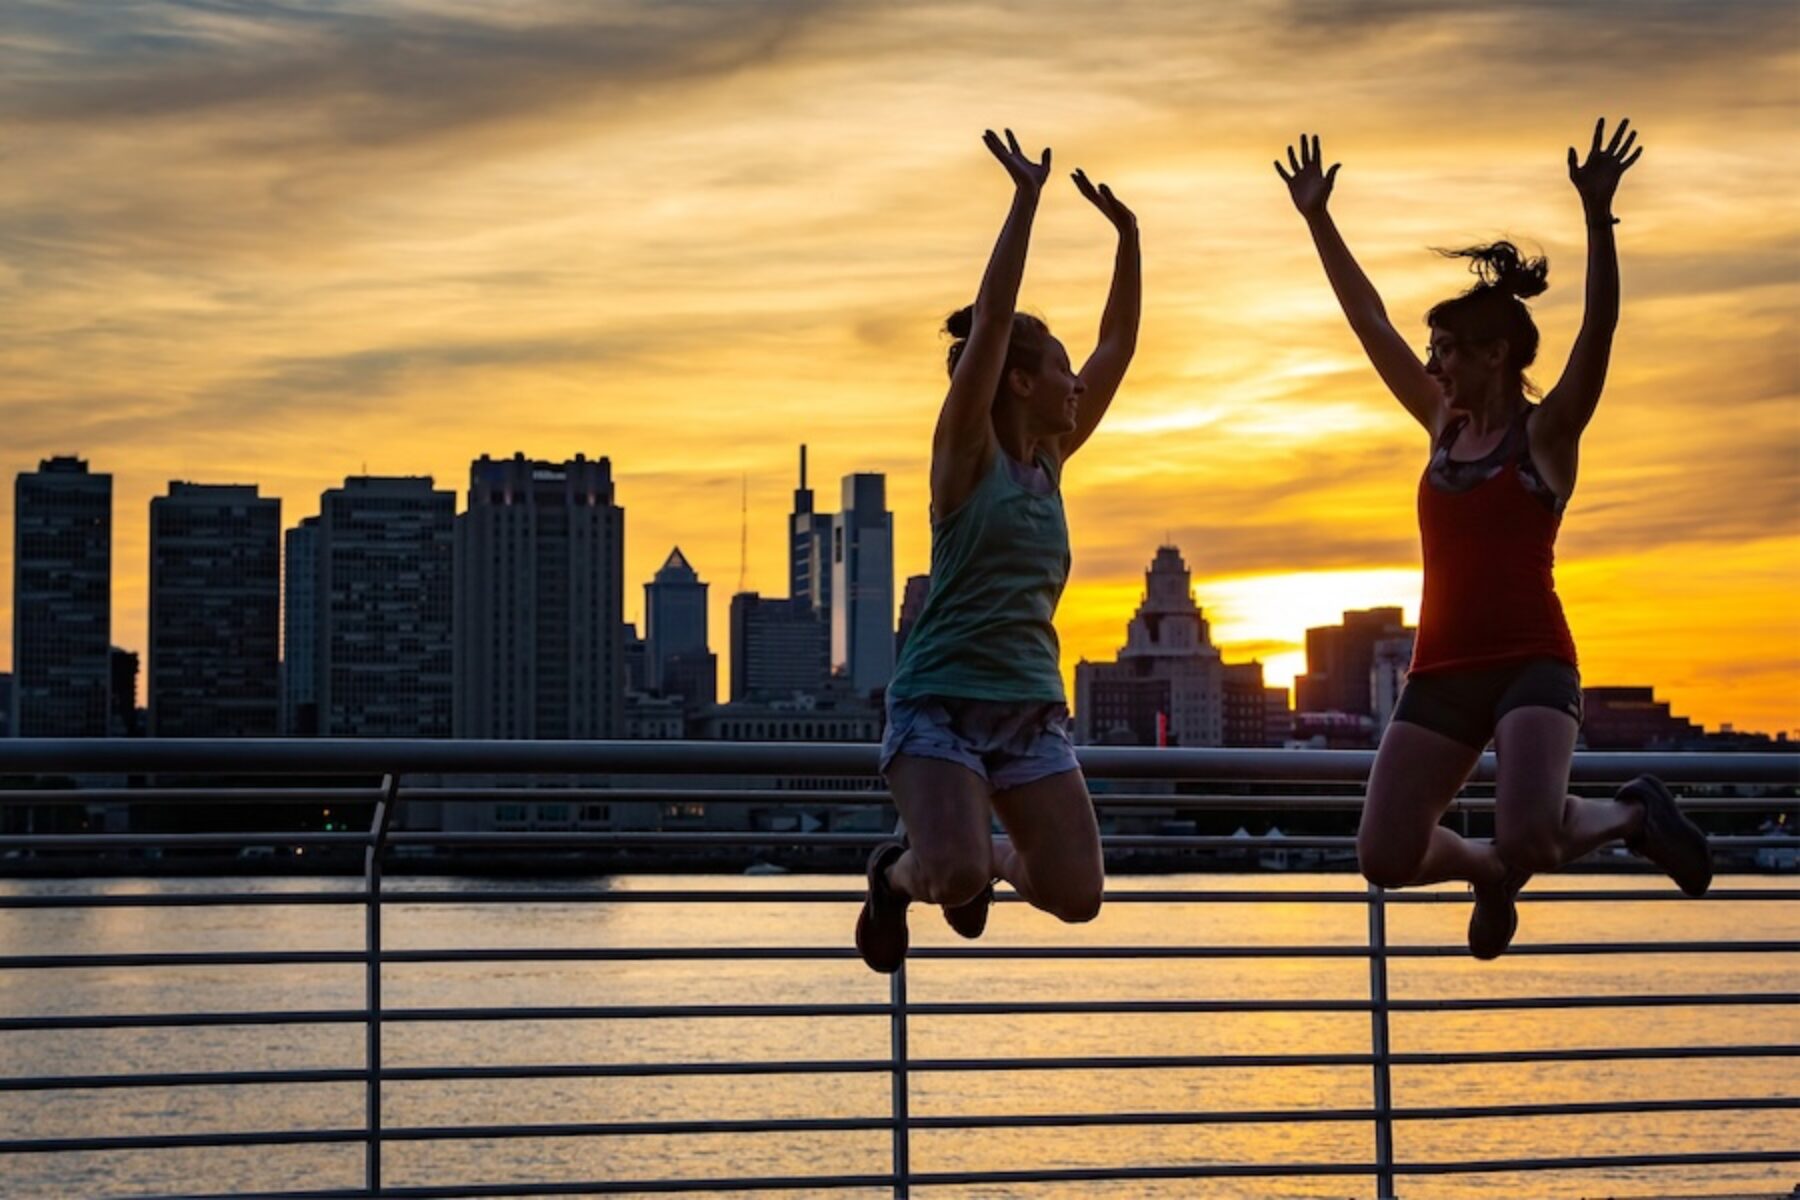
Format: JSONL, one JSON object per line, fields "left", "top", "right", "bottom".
{"left": 895, "top": 573, "right": 931, "bottom": 658}
{"left": 283, "top": 517, "right": 320, "bottom": 735}
{"left": 830, "top": 473, "right": 895, "bottom": 695}
{"left": 316, "top": 476, "right": 455, "bottom": 737}
{"left": 730, "top": 592, "right": 828, "bottom": 701}
{"left": 1294, "top": 607, "right": 1414, "bottom": 717}
{"left": 12, "top": 457, "right": 111, "bottom": 737}
{"left": 109, "top": 647, "right": 141, "bottom": 737}
{"left": 148, "top": 483, "right": 281, "bottom": 737}
{"left": 644, "top": 548, "right": 710, "bottom": 695}
{"left": 790, "top": 445, "right": 833, "bottom": 619}
{"left": 1074, "top": 545, "right": 1223, "bottom": 747}
{"left": 455, "top": 454, "right": 625, "bottom": 739}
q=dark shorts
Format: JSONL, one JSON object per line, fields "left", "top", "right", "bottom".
{"left": 1392, "top": 657, "right": 1583, "bottom": 750}
{"left": 880, "top": 694, "right": 1079, "bottom": 791}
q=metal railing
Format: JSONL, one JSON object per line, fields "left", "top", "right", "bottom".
{"left": 0, "top": 739, "right": 1796, "bottom": 1199}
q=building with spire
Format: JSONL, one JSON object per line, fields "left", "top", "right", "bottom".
{"left": 1075, "top": 546, "right": 1224, "bottom": 746}
{"left": 645, "top": 547, "right": 716, "bottom": 709}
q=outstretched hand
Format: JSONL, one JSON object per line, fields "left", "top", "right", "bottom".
{"left": 1275, "top": 133, "right": 1339, "bottom": 219}
{"left": 1568, "top": 117, "right": 1641, "bottom": 218}
{"left": 984, "top": 128, "right": 1051, "bottom": 196}
{"left": 1072, "top": 169, "right": 1137, "bottom": 235}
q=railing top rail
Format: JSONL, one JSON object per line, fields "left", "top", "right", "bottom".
{"left": 2, "top": 738, "right": 1796, "bottom": 783}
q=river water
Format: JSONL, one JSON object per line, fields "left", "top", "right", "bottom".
{"left": 1, "top": 874, "right": 1794, "bottom": 1199}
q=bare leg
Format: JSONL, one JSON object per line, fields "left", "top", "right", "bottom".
{"left": 1493, "top": 707, "right": 1643, "bottom": 874}
{"left": 882, "top": 753, "right": 996, "bottom": 909}
{"left": 989, "top": 768, "right": 1105, "bottom": 923}
{"left": 1360, "top": 720, "right": 1502, "bottom": 888}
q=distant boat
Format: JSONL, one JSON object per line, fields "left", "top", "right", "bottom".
{"left": 744, "top": 862, "right": 790, "bottom": 876}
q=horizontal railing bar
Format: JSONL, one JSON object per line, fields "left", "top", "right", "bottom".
{"left": 4, "top": 786, "right": 1788, "bottom": 813}
{"left": 12, "top": 1042, "right": 1796, "bottom": 1093}
{"left": 901, "top": 1045, "right": 1800, "bottom": 1072}
{"left": 0, "top": 1009, "right": 369, "bottom": 1032}
{"left": 0, "top": 891, "right": 366, "bottom": 910}
{"left": 1386, "top": 1148, "right": 1800, "bottom": 1175}
{"left": 0, "top": 1128, "right": 367, "bottom": 1154}
{"left": 0, "top": 1067, "right": 367, "bottom": 1092}
{"left": 904, "top": 1150, "right": 1800, "bottom": 1189}
{"left": 3, "top": 829, "right": 1791, "bottom": 853}
{"left": 0, "top": 833, "right": 371, "bottom": 849}
{"left": 6, "top": 738, "right": 1795, "bottom": 784}
{"left": 9, "top": 991, "right": 1796, "bottom": 1033}
{"left": 2, "top": 886, "right": 1792, "bottom": 911}
{"left": 5, "top": 939, "right": 1794, "bottom": 971}
{"left": 176, "top": 1148, "right": 1796, "bottom": 1199}
{"left": 1388, "top": 992, "right": 1800, "bottom": 1012}
{"left": 151, "top": 1176, "right": 905, "bottom": 1200}
{"left": 19, "top": 1095, "right": 1800, "bottom": 1158}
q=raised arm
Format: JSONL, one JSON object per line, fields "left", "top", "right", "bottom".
{"left": 1537, "top": 117, "right": 1641, "bottom": 451}
{"left": 1059, "top": 169, "right": 1141, "bottom": 462}
{"left": 1277, "top": 134, "right": 1446, "bottom": 435}
{"left": 932, "top": 129, "right": 1049, "bottom": 516}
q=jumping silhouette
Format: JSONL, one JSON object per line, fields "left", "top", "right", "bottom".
{"left": 1276, "top": 119, "right": 1711, "bottom": 958}
{"left": 856, "top": 129, "right": 1141, "bottom": 973}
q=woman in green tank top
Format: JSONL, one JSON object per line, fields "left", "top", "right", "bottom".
{"left": 856, "top": 129, "right": 1141, "bottom": 973}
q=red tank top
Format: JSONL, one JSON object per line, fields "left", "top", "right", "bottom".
{"left": 1411, "top": 409, "right": 1578, "bottom": 675}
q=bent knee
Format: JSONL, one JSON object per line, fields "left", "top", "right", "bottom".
{"left": 1043, "top": 881, "right": 1104, "bottom": 925}
{"left": 1495, "top": 828, "right": 1561, "bottom": 874}
{"left": 914, "top": 857, "right": 991, "bottom": 908}
{"left": 1357, "top": 835, "right": 1421, "bottom": 890}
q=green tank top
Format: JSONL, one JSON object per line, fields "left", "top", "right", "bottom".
{"left": 888, "top": 448, "right": 1070, "bottom": 703}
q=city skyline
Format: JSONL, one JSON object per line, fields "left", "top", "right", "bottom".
{"left": 0, "top": 449, "right": 1785, "bottom": 740}
{"left": 1, "top": 1, "right": 1794, "bottom": 734}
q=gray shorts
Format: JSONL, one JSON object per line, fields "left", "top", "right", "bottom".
{"left": 880, "top": 694, "right": 1079, "bottom": 791}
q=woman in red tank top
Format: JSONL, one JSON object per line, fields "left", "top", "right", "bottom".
{"left": 1276, "top": 120, "right": 1712, "bottom": 958}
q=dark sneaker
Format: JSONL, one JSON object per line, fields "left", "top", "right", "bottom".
{"left": 942, "top": 881, "right": 994, "bottom": 939}
{"left": 1619, "top": 775, "right": 1713, "bottom": 897}
{"left": 855, "top": 842, "right": 910, "bottom": 973}
{"left": 1468, "top": 867, "right": 1530, "bottom": 961}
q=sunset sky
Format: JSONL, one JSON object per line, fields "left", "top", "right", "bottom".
{"left": 2, "top": 0, "right": 1795, "bottom": 733}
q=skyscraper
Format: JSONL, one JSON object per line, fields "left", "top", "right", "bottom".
{"left": 730, "top": 592, "right": 828, "bottom": 701}
{"left": 12, "top": 457, "right": 111, "bottom": 737}
{"left": 148, "top": 483, "right": 281, "bottom": 737}
{"left": 1074, "top": 546, "right": 1223, "bottom": 746}
{"left": 316, "top": 476, "right": 455, "bottom": 737}
{"left": 454, "top": 454, "right": 625, "bottom": 738}
{"left": 645, "top": 547, "right": 714, "bottom": 705}
{"left": 1295, "top": 607, "right": 1415, "bottom": 717}
{"left": 790, "top": 445, "right": 833, "bottom": 620}
{"left": 830, "top": 473, "right": 894, "bottom": 695}
{"left": 283, "top": 517, "right": 320, "bottom": 735}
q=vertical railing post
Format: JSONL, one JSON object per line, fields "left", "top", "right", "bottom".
{"left": 889, "top": 961, "right": 911, "bottom": 1199}
{"left": 365, "top": 774, "right": 400, "bottom": 1196}
{"left": 1366, "top": 882, "right": 1396, "bottom": 1200}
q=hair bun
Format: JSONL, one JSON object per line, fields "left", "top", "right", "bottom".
{"left": 943, "top": 305, "right": 975, "bottom": 339}
{"left": 1442, "top": 241, "right": 1549, "bottom": 300}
